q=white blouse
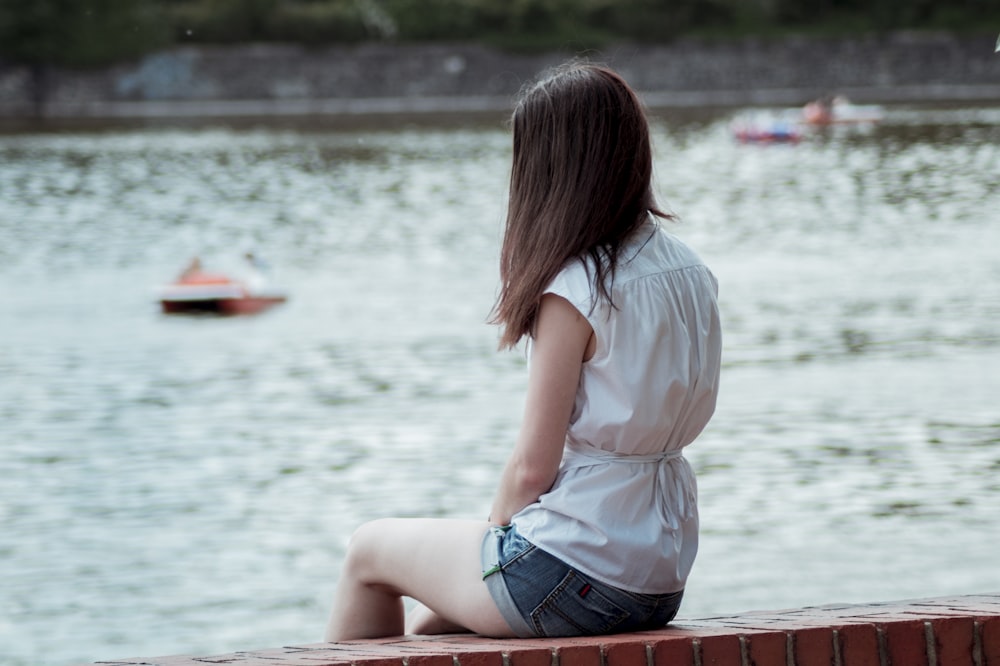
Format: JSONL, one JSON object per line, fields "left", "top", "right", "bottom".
{"left": 512, "top": 218, "right": 722, "bottom": 594}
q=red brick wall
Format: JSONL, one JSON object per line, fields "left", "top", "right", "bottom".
{"left": 85, "top": 593, "right": 1000, "bottom": 666}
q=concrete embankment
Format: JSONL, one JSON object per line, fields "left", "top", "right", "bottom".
{"left": 1, "top": 32, "right": 999, "bottom": 120}
{"left": 79, "top": 593, "right": 1000, "bottom": 665}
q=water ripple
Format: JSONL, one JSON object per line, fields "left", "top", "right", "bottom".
{"left": 2, "top": 106, "right": 999, "bottom": 665}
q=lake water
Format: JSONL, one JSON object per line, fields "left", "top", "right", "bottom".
{"left": 2, "top": 104, "right": 999, "bottom": 666}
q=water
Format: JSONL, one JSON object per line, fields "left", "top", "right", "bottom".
{"left": 1, "top": 105, "right": 998, "bottom": 665}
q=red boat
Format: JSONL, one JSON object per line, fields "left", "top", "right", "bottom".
{"left": 159, "top": 268, "right": 287, "bottom": 315}
{"left": 731, "top": 117, "right": 803, "bottom": 144}
{"left": 732, "top": 123, "right": 802, "bottom": 144}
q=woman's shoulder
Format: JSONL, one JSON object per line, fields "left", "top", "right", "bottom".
{"left": 545, "top": 255, "right": 594, "bottom": 304}
{"left": 622, "top": 222, "right": 706, "bottom": 275}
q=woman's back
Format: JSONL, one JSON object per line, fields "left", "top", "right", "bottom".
{"left": 513, "top": 219, "right": 722, "bottom": 593}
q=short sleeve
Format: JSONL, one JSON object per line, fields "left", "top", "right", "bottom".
{"left": 543, "top": 260, "right": 598, "bottom": 325}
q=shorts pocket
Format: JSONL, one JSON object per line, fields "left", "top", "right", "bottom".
{"left": 529, "top": 570, "right": 629, "bottom": 637}
{"left": 500, "top": 528, "right": 536, "bottom": 565}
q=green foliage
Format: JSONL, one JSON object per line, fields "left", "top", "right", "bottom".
{"left": 381, "top": 0, "right": 498, "bottom": 40}
{"left": 271, "top": 1, "right": 373, "bottom": 43}
{"left": 163, "top": 0, "right": 378, "bottom": 43}
{"left": 0, "top": 0, "right": 168, "bottom": 67}
{"left": 4, "top": 0, "right": 1000, "bottom": 66}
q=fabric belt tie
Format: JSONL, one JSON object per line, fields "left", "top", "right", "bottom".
{"left": 560, "top": 445, "right": 697, "bottom": 530}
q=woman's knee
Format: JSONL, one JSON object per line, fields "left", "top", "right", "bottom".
{"left": 341, "top": 518, "right": 401, "bottom": 584}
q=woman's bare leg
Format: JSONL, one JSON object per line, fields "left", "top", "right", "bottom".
{"left": 406, "top": 603, "right": 472, "bottom": 635}
{"left": 325, "top": 517, "right": 515, "bottom": 641}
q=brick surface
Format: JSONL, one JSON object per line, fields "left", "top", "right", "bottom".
{"left": 314, "top": 651, "right": 404, "bottom": 666}
{"left": 406, "top": 655, "right": 455, "bottom": 666}
{"left": 879, "top": 619, "right": 928, "bottom": 666}
{"left": 603, "top": 638, "right": 649, "bottom": 666}
{"left": 269, "top": 654, "right": 354, "bottom": 666}
{"left": 699, "top": 633, "right": 742, "bottom": 665}
{"left": 504, "top": 646, "right": 552, "bottom": 666}
{"left": 649, "top": 634, "right": 695, "bottom": 666}
{"left": 836, "top": 623, "right": 880, "bottom": 666}
{"left": 76, "top": 595, "right": 1000, "bottom": 666}
{"left": 929, "top": 616, "right": 976, "bottom": 666}
{"left": 792, "top": 626, "right": 835, "bottom": 666}
{"left": 419, "top": 638, "right": 507, "bottom": 666}
{"left": 743, "top": 631, "right": 787, "bottom": 666}
{"left": 552, "top": 643, "right": 602, "bottom": 666}
{"left": 95, "top": 656, "right": 240, "bottom": 665}
{"left": 293, "top": 642, "right": 411, "bottom": 660}
{"left": 454, "top": 653, "right": 504, "bottom": 666}
{"left": 982, "top": 616, "right": 1000, "bottom": 666}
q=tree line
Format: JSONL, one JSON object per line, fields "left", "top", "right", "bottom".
{"left": 2, "top": 0, "right": 998, "bottom": 68}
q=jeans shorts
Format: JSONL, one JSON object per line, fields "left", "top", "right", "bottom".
{"left": 481, "top": 524, "right": 684, "bottom": 638}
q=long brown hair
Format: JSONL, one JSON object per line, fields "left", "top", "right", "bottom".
{"left": 491, "top": 62, "right": 671, "bottom": 349}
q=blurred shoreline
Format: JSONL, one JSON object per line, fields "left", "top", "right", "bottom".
{"left": 1, "top": 32, "right": 998, "bottom": 121}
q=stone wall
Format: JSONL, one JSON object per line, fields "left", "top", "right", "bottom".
{"left": 77, "top": 593, "right": 1000, "bottom": 666}
{"left": 1, "top": 32, "right": 999, "bottom": 118}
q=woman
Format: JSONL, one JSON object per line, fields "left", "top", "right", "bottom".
{"left": 325, "top": 62, "right": 722, "bottom": 641}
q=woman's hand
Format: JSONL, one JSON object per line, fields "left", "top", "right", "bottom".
{"left": 489, "top": 294, "right": 594, "bottom": 525}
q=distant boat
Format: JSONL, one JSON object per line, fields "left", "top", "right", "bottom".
{"left": 733, "top": 125, "right": 802, "bottom": 143}
{"left": 158, "top": 268, "right": 287, "bottom": 315}
{"left": 731, "top": 96, "right": 884, "bottom": 144}
{"left": 802, "top": 97, "right": 884, "bottom": 126}
{"left": 730, "top": 113, "right": 803, "bottom": 144}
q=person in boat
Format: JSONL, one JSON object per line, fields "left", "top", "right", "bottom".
{"left": 325, "top": 62, "right": 722, "bottom": 641}
{"left": 243, "top": 251, "right": 270, "bottom": 292}
{"left": 803, "top": 93, "right": 836, "bottom": 124}
{"left": 244, "top": 251, "right": 269, "bottom": 273}
{"left": 178, "top": 256, "right": 203, "bottom": 281}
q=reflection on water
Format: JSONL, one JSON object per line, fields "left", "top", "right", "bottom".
{"left": 1, "top": 105, "right": 999, "bottom": 666}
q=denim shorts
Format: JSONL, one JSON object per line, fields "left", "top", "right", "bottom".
{"left": 481, "top": 524, "right": 683, "bottom": 638}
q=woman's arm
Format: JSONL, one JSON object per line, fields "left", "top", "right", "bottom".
{"left": 489, "top": 293, "right": 594, "bottom": 525}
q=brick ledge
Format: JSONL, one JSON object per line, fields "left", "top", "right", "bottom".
{"left": 88, "top": 593, "right": 1000, "bottom": 665}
